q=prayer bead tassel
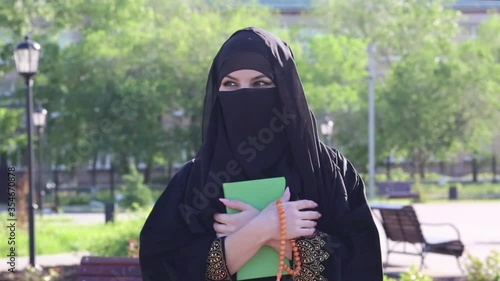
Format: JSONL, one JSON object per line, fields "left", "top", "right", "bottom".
{"left": 275, "top": 199, "right": 302, "bottom": 281}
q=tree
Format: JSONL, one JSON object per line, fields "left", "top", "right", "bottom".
{"left": 1, "top": 0, "right": 284, "bottom": 184}
{"left": 309, "top": 0, "right": 500, "bottom": 177}
{"left": 294, "top": 33, "right": 370, "bottom": 168}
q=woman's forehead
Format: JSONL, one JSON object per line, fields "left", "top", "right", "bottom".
{"left": 222, "top": 69, "right": 269, "bottom": 79}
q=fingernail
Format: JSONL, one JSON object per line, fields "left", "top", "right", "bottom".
{"left": 219, "top": 198, "right": 229, "bottom": 203}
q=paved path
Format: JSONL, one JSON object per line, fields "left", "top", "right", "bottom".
{"left": 0, "top": 202, "right": 499, "bottom": 278}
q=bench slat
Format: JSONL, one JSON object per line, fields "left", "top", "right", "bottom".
{"left": 77, "top": 277, "right": 142, "bottom": 281}
{"left": 80, "top": 256, "right": 140, "bottom": 265}
{"left": 78, "top": 256, "right": 142, "bottom": 281}
{"left": 377, "top": 181, "right": 420, "bottom": 199}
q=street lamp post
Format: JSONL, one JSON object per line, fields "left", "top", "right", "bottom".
{"left": 33, "top": 107, "right": 47, "bottom": 216}
{"left": 368, "top": 43, "right": 376, "bottom": 200}
{"left": 320, "top": 118, "right": 334, "bottom": 147}
{"left": 14, "top": 36, "right": 41, "bottom": 267}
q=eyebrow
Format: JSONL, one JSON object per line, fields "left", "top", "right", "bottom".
{"left": 251, "top": 74, "right": 270, "bottom": 80}
{"left": 224, "top": 74, "right": 270, "bottom": 81}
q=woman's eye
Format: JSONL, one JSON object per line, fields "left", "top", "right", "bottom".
{"left": 223, "top": 81, "right": 237, "bottom": 87}
{"left": 254, "top": 81, "right": 271, "bottom": 87}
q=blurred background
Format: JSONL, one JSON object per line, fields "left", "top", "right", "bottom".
{"left": 0, "top": 0, "right": 499, "bottom": 280}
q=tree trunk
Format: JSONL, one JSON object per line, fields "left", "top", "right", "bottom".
{"left": 91, "top": 152, "right": 98, "bottom": 187}
{"left": 412, "top": 148, "right": 428, "bottom": 179}
{"left": 143, "top": 155, "right": 153, "bottom": 185}
{"left": 418, "top": 160, "right": 426, "bottom": 179}
{"left": 472, "top": 155, "right": 478, "bottom": 182}
{"left": 119, "top": 153, "right": 130, "bottom": 174}
{"left": 53, "top": 168, "right": 60, "bottom": 211}
{"left": 409, "top": 161, "right": 416, "bottom": 180}
{"left": 0, "top": 152, "right": 7, "bottom": 204}
{"left": 71, "top": 166, "right": 79, "bottom": 195}
{"left": 17, "top": 171, "right": 29, "bottom": 228}
{"left": 439, "top": 161, "right": 445, "bottom": 175}
{"left": 110, "top": 163, "right": 115, "bottom": 201}
{"left": 492, "top": 155, "right": 497, "bottom": 183}
{"left": 385, "top": 157, "right": 391, "bottom": 181}
{"left": 91, "top": 152, "right": 98, "bottom": 200}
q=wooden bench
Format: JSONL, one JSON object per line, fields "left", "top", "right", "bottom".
{"left": 77, "top": 256, "right": 141, "bottom": 281}
{"left": 377, "top": 181, "right": 420, "bottom": 200}
{"left": 371, "top": 203, "right": 465, "bottom": 272}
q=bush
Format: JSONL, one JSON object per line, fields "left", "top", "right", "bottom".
{"left": 86, "top": 216, "right": 145, "bottom": 256}
{"left": 60, "top": 193, "right": 92, "bottom": 205}
{"left": 382, "top": 266, "right": 432, "bottom": 281}
{"left": 118, "top": 164, "right": 154, "bottom": 210}
{"left": 399, "top": 266, "right": 433, "bottom": 281}
{"left": 466, "top": 250, "right": 500, "bottom": 281}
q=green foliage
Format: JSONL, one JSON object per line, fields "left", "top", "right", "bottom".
{"left": 311, "top": 0, "right": 499, "bottom": 173}
{"left": 466, "top": 251, "right": 500, "bottom": 281}
{"left": 0, "top": 108, "right": 25, "bottom": 154}
{"left": 296, "top": 33, "right": 369, "bottom": 162}
{"left": 118, "top": 164, "right": 154, "bottom": 210}
{"left": 59, "top": 193, "right": 92, "bottom": 206}
{"left": 399, "top": 266, "right": 433, "bottom": 281}
{"left": 86, "top": 216, "right": 144, "bottom": 256}
{"left": 20, "top": 265, "right": 62, "bottom": 281}
{"left": 382, "top": 267, "right": 433, "bottom": 281}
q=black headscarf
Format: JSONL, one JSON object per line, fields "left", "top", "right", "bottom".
{"left": 140, "top": 27, "right": 382, "bottom": 281}
{"left": 180, "top": 27, "right": 334, "bottom": 235}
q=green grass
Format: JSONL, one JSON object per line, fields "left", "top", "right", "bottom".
{"left": 0, "top": 210, "right": 150, "bottom": 257}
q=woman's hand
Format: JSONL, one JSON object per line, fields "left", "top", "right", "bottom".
{"left": 256, "top": 187, "right": 321, "bottom": 241}
{"left": 213, "top": 199, "right": 259, "bottom": 238}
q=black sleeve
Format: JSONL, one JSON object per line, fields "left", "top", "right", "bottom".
{"left": 337, "top": 156, "right": 383, "bottom": 280}
{"left": 139, "top": 162, "right": 233, "bottom": 281}
{"left": 299, "top": 153, "right": 383, "bottom": 281}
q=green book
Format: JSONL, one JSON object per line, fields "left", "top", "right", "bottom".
{"left": 222, "top": 177, "right": 290, "bottom": 280}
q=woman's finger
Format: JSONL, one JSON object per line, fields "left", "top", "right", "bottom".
{"left": 296, "top": 227, "right": 316, "bottom": 238}
{"left": 214, "top": 213, "right": 231, "bottom": 224}
{"left": 292, "top": 199, "right": 318, "bottom": 210}
{"left": 213, "top": 222, "right": 229, "bottom": 234}
{"left": 281, "top": 187, "right": 291, "bottom": 202}
{"left": 297, "top": 219, "right": 317, "bottom": 229}
{"left": 298, "top": 211, "right": 321, "bottom": 220}
{"left": 219, "top": 198, "right": 255, "bottom": 211}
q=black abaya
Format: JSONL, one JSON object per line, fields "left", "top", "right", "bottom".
{"left": 139, "top": 27, "right": 383, "bottom": 281}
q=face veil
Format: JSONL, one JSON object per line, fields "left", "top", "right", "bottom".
{"left": 181, "top": 27, "right": 335, "bottom": 235}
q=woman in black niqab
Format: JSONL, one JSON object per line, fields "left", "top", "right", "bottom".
{"left": 139, "top": 27, "right": 383, "bottom": 281}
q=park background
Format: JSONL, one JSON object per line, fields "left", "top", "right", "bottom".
{"left": 0, "top": 0, "right": 499, "bottom": 280}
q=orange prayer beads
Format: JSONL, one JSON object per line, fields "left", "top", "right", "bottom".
{"left": 276, "top": 199, "right": 302, "bottom": 281}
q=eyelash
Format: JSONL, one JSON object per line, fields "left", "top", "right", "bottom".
{"left": 223, "top": 80, "right": 271, "bottom": 87}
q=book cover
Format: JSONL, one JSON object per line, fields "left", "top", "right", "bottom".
{"left": 222, "top": 177, "right": 290, "bottom": 280}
